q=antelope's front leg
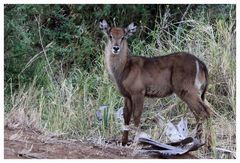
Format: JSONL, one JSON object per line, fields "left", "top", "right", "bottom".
{"left": 132, "top": 94, "right": 144, "bottom": 143}
{"left": 122, "top": 97, "right": 132, "bottom": 146}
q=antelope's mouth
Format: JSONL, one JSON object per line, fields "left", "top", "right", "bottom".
{"left": 112, "top": 50, "right": 120, "bottom": 55}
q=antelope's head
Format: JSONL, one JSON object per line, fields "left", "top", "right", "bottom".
{"left": 99, "top": 19, "right": 137, "bottom": 55}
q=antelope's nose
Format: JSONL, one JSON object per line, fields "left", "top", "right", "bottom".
{"left": 112, "top": 46, "right": 120, "bottom": 54}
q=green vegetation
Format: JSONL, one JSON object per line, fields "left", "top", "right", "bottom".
{"left": 4, "top": 4, "right": 236, "bottom": 158}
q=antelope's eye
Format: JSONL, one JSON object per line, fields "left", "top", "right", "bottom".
{"left": 121, "top": 36, "right": 125, "bottom": 40}
{"left": 109, "top": 35, "right": 112, "bottom": 39}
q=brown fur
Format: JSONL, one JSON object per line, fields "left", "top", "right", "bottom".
{"left": 100, "top": 20, "right": 212, "bottom": 145}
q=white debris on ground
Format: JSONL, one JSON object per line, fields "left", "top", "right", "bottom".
{"left": 96, "top": 106, "right": 192, "bottom": 144}
{"left": 96, "top": 106, "right": 124, "bottom": 122}
{"left": 134, "top": 131, "right": 152, "bottom": 143}
{"left": 115, "top": 107, "right": 124, "bottom": 121}
{"left": 96, "top": 105, "right": 109, "bottom": 121}
{"left": 165, "top": 117, "right": 189, "bottom": 142}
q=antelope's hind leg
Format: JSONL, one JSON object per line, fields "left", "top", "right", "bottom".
{"left": 177, "top": 89, "right": 212, "bottom": 141}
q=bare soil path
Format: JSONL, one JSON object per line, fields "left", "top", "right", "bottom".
{"left": 4, "top": 127, "right": 136, "bottom": 159}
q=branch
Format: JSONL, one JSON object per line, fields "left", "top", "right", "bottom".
{"left": 19, "top": 41, "right": 53, "bottom": 75}
{"left": 175, "top": 5, "right": 191, "bottom": 43}
{"left": 35, "top": 15, "right": 54, "bottom": 80}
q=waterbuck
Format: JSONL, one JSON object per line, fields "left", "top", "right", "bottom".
{"left": 99, "top": 19, "right": 212, "bottom": 145}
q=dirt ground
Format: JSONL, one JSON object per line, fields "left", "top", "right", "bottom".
{"left": 4, "top": 127, "right": 137, "bottom": 159}
{"left": 5, "top": 127, "right": 201, "bottom": 159}
{"left": 5, "top": 127, "right": 236, "bottom": 159}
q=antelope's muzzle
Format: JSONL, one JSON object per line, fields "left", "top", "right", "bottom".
{"left": 112, "top": 46, "right": 120, "bottom": 54}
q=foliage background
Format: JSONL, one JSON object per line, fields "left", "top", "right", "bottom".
{"left": 4, "top": 4, "right": 236, "bottom": 158}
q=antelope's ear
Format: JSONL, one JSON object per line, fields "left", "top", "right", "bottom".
{"left": 124, "top": 22, "right": 137, "bottom": 39}
{"left": 99, "top": 19, "right": 110, "bottom": 35}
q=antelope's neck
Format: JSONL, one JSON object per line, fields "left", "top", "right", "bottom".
{"left": 105, "top": 42, "right": 128, "bottom": 82}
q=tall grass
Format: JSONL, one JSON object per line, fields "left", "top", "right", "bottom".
{"left": 4, "top": 11, "right": 235, "bottom": 158}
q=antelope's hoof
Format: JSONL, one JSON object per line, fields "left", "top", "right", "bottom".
{"left": 122, "top": 140, "right": 128, "bottom": 146}
{"left": 122, "top": 131, "right": 129, "bottom": 146}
